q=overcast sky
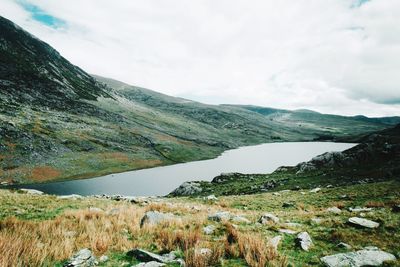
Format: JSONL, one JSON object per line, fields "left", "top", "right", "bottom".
{"left": 1, "top": 0, "right": 400, "bottom": 117}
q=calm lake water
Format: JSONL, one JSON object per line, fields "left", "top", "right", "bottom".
{"left": 14, "top": 142, "right": 355, "bottom": 196}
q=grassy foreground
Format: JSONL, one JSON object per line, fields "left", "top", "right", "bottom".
{"left": 0, "top": 180, "right": 399, "bottom": 266}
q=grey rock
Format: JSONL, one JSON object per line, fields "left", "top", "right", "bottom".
{"left": 310, "top": 187, "right": 321, "bottom": 193}
{"left": 259, "top": 213, "right": 279, "bottom": 224}
{"left": 134, "top": 262, "right": 165, "bottom": 267}
{"left": 267, "top": 236, "right": 282, "bottom": 252}
{"left": 127, "top": 249, "right": 183, "bottom": 265}
{"left": 203, "top": 225, "right": 216, "bottom": 235}
{"left": 204, "top": 194, "right": 218, "bottom": 201}
{"left": 99, "top": 255, "right": 108, "bottom": 263}
{"left": 279, "top": 229, "right": 297, "bottom": 235}
{"left": 140, "top": 211, "right": 175, "bottom": 227}
{"left": 348, "top": 217, "right": 379, "bottom": 228}
{"left": 311, "top": 217, "right": 323, "bottom": 225}
{"left": 196, "top": 248, "right": 212, "bottom": 256}
{"left": 327, "top": 207, "right": 342, "bottom": 214}
{"left": 208, "top": 211, "right": 231, "bottom": 222}
{"left": 231, "top": 215, "right": 251, "bottom": 224}
{"left": 349, "top": 207, "right": 372, "bottom": 212}
{"left": 64, "top": 248, "right": 96, "bottom": 267}
{"left": 88, "top": 207, "right": 103, "bottom": 212}
{"left": 170, "top": 181, "right": 202, "bottom": 196}
{"left": 320, "top": 247, "right": 396, "bottom": 267}
{"left": 296, "top": 232, "right": 312, "bottom": 251}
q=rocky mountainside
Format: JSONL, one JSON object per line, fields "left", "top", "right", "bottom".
{"left": 0, "top": 16, "right": 396, "bottom": 184}
{"left": 171, "top": 124, "right": 400, "bottom": 196}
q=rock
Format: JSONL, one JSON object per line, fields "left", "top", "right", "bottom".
{"left": 284, "top": 222, "right": 302, "bottom": 228}
{"left": 64, "top": 248, "right": 96, "bottom": 267}
{"left": 231, "top": 215, "right": 251, "bottom": 224}
{"left": 310, "top": 187, "right": 321, "bottom": 193}
{"left": 88, "top": 207, "right": 103, "bottom": 212}
{"left": 348, "top": 207, "right": 372, "bottom": 212}
{"left": 99, "top": 255, "right": 108, "bottom": 263}
{"left": 258, "top": 213, "right": 279, "bottom": 224}
{"left": 282, "top": 202, "right": 295, "bottom": 208}
{"left": 327, "top": 207, "right": 342, "bottom": 214}
{"left": 348, "top": 217, "right": 379, "bottom": 228}
{"left": 279, "top": 229, "right": 297, "bottom": 235}
{"left": 107, "top": 208, "right": 120, "bottom": 216}
{"left": 204, "top": 194, "right": 218, "bottom": 201}
{"left": 196, "top": 248, "right": 212, "bottom": 256}
{"left": 208, "top": 211, "right": 231, "bottom": 222}
{"left": 170, "top": 181, "right": 202, "bottom": 196}
{"left": 267, "top": 236, "right": 282, "bottom": 252}
{"left": 140, "top": 211, "right": 175, "bottom": 227}
{"left": 311, "top": 218, "right": 323, "bottom": 225}
{"left": 320, "top": 247, "right": 396, "bottom": 267}
{"left": 57, "top": 194, "right": 83, "bottom": 200}
{"left": 203, "top": 225, "right": 216, "bottom": 235}
{"left": 134, "top": 262, "right": 165, "bottom": 267}
{"left": 127, "top": 249, "right": 182, "bottom": 265}
{"left": 296, "top": 232, "right": 312, "bottom": 251}
{"left": 337, "top": 242, "right": 352, "bottom": 250}
{"left": 19, "top": 188, "right": 44, "bottom": 195}
{"left": 272, "top": 192, "right": 281, "bottom": 196}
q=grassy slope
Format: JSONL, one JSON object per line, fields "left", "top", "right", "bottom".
{"left": 0, "top": 180, "right": 399, "bottom": 266}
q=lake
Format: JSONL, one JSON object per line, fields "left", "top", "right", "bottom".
{"left": 13, "top": 142, "right": 355, "bottom": 196}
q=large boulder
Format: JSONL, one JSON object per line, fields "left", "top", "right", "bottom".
{"left": 127, "top": 249, "right": 184, "bottom": 266}
{"left": 19, "top": 188, "right": 44, "bottom": 195}
{"left": 63, "top": 248, "right": 96, "bottom": 267}
{"left": 208, "top": 211, "right": 231, "bottom": 222}
{"left": 348, "top": 217, "right": 379, "bottom": 228}
{"left": 320, "top": 247, "right": 396, "bottom": 267}
{"left": 140, "top": 211, "right": 176, "bottom": 228}
{"left": 169, "top": 181, "right": 202, "bottom": 196}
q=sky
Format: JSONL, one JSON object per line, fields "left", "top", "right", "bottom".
{"left": 1, "top": 0, "right": 400, "bottom": 117}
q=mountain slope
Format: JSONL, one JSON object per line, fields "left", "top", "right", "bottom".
{"left": 0, "top": 16, "right": 394, "bottom": 184}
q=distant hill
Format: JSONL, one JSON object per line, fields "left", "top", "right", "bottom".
{"left": 0, "top": 16, "right": 394, "bottom": 184}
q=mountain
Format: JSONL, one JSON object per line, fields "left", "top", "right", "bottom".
{"left": 0, "top": 16, "right": 395, "bottom": 184}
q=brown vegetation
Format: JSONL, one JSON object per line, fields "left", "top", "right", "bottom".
{"left": 30, "top": 166, "right": 61, "bottom": 182}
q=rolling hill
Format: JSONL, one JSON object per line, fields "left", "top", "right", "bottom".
{"left": 0, "top": 16, "right": 395, "bottom": 184}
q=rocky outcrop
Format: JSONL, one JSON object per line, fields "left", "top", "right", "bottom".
{"left": 320, "top": 246, "right": 396, "bottom": 267}
{"left": 169, "top": 181, "right": 203, "bottom": 196}
{"left": 258, "top": 213, "right": 279, "bottom": 224}
{"left": 127, "top": 249, "right": 184, "bottom": 266}
{"left": 348, "top": 217, "right": 379, "bottom": 228}
{"left": 296, "top": 232, "right": 312, "bottom": 251}
{"left": 208, "top": 211, "right": 231, "bottom": 222}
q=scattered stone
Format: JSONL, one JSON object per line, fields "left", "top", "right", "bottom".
{"left": 327, "top": 207, "right": 342, "bottom": 214}
{"left": 284, "top": 222, "right": 302, "bottom": 228}
{"left": 267, "top": 236, "right": 282, "bottom": 252}
{"left": 272, "top": 192, "right": 281, "bottom": 196}
{"left": 337, "top": 242, "right": 352, "bottom": 250}
{"left": 320, "top": 247, "right": 396, "bottom": 267}
{"left": 203, "top": 225, "right": 216, "bottom": 235}
{"left": 310, "top": 187, "right": 321, "bottom": 193}
{"left": 296, "top": 232, "right": 312, "bottom": 251}
{"left": 19, "top": 189, "right": 44, "bottom": 195}
{"left": 99, "top": 255, "right": 108, "bottom": 263}
{"left": 279, "top": 229, "right": 297, "bottom": 235}
{"left": 204, "top": 194, "right": 218, "bottom": 201}
{"left": 196, "top": 248, "right": 212, "bottom": 256}
{"left": 326, "top": 184, "right": 333, "bottom": 188}
{"left": 64, "top": 248, "right": 96, "bottom": 267}
{"left": 57, "top": 194, "right": 83, "bottom": 200}
{"left": 140, "top": 211, "right": 175, "bottom": 227}
{"left": 208, "top": 211, "right": 231, "bottom": 222}
{"left": 348, "top": 207, "right": 372, "bottom": 212}
{"left": 348, "top": 217, "right": 379, "bottom": 228}
{"left": 231, "top": 215, "right": 251, "bottom": 224}
{"left": 258, "top": 213, "right": 279, "bottom": 224}
{"left": 134, "top": 262, "right": 165, "bottom": 267}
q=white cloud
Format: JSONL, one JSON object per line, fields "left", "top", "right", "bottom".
{"left": 1, "top": 0, "right": 400, "bottom": 117}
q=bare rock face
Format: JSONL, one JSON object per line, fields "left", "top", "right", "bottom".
{"left": 63, "top": 248, "right": 96, "bottom": 267}
{"left": 320, "top": 247, "right": 396, "bottom": 267}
